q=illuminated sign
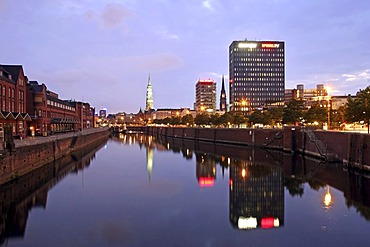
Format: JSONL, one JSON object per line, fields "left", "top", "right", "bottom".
{"left": 261, "top": 217, "right": 280, "bottom": 229}
{"left": 261, "top": 43, "right": 280, "bottom": 48}
{"left": 199, "top": 177, "right": 214, "bottom": 187}
{"left": 238, "top": 217, "right": 257, "bottom": 229}
{"left": 238, "top": 43, "right": 257, "bottom": 49}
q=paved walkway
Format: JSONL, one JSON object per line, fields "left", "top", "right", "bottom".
{"left": 14, "top": 127, "right": 109, "bottom": 148}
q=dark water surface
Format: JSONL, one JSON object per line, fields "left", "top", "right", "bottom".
{"left": 1, "top": 133, "right": 370, "bottom": 247}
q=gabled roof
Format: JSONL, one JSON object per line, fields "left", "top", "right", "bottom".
{"left": 1, "top": 65, "right": 23, "bottom": 82}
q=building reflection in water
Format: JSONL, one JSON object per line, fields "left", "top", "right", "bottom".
{"left": 0, "top": 140, "right": 107, "bottom": 245}
{"left": 195, "top": 153, "right": 216, "bottom": 187}
{"left": 113, "top": 134, "right": 370, "bottom": 229}
{"left": 324, "top": 186, "right": 332, "bottom": 209}
{"left": 229, "top": 158, "right": 284, "bottom": 230}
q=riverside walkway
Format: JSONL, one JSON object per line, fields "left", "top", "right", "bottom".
{"left": 13, "top": 127, "right": 109, "bottom": 148}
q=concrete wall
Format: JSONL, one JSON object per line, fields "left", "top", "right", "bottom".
{"left": 147, "top": 126, "right": 370, "bottom": 170}
{"left": 0, "top": 128, "right": 109, "bottom": 185}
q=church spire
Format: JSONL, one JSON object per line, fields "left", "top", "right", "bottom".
{"left": 220, "top": 75, "right": 227, "bottom": 111}
{"left": 146, "top": 73, "right": 154, "bottom": 111}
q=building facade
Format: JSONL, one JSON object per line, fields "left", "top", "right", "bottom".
{"left": 195, "top": 79, "right": 216, "bottom": 113}
{"left": 26, "top": 81, "right": 94, "bottom": 135}
{"left": 229, "top": 40, "right": 285, "bottom": 114}
{"left": 0, "top": 65, "right": 31, "bottom": 138}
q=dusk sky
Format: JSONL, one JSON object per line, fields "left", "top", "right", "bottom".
{"left": 1, "top": 0, "right": 370, "bottom": 114}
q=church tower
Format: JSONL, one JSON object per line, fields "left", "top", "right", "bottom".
{"left": 220, "top": 75, "right": 227, "bottom": 111}
{"left": 146, "top": 73, "right": 154, "bottom": 111}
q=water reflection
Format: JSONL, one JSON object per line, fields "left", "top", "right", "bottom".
{"left": 113, "top": 133, "right": 370, "bottom": 227}
{"left": 0, "top": 140, "right": 107, "bottom": 245}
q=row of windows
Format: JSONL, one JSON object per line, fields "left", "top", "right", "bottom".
{"left": 234, "top": 72, "right": 284, "bottom": 77}
{"left": 232, "top": 58, "right": 284, "bottom": 63}
{"left": 232, "top": 48, "right": 284, "bottom": 52}
{"left": 233, "top": 97, "right": 284, "bottom": 103}
{"left": 233, "top": 63, "right": 285, "bottom": 68}
{"left": 235, "top": 92, "right": 284, "bottom": 99}
{"left": 233, "top": 68, "right": 284, "bottom": 73}
{"left": 234, "top": 53, "right": 284, "bottom": 57}
{"left": 47, "top": 100, "right": 75, "bottom": 111}
{"left": 234, "top": 82, "right": 284, "bottom": 87}
{"left": 234, "top": 77, "right": 284, "bottom": 82}
{"left": 0, "top": 85, "right": 25, "bottom": 112}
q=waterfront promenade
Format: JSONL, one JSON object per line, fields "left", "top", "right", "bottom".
{"left": 13, "top": 127, "right": 109, "bottom": 148}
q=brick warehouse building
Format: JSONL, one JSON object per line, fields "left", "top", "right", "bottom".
{"left": 0, "top": 65, "right": 31, "bottom": 140}
{"left": 26, "top": 81, "right": 95, "bottom": 135}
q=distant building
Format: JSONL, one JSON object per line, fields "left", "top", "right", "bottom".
{"left": 26, "top": 81, "right": 94, "bottom": 135}
{"left": 220, "top": 75, "right": 227, "bottom": 111}
{"left": 285, "top": 84, "right": 330, "bottom": 108}
{"left": 153, "top": 108, "right": 193, "bottom": 120}
{"left": 195, "top": 79, "right": 216, "bottom": 113}
{"left": 229, "top": 40, "right": 285, "bottom": 114}
{"left": 146, "top": 73, "right": 154, "bottom": 111}
{"left": 99, "top": 109, "right": 107, "bottom": 118}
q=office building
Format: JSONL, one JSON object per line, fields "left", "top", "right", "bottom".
{"left": 195, "top": 79, "right": 216, "bottom": 113}
{"left": 229, "top": 40, "right": 285, "bottom": 114}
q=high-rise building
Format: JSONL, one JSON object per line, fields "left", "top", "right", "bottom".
{"left": 229, "top": 40, "right": 285, "bottom": 114}
{"left": 195, "top": 79, "right": 216, "bottom": 113}
{"left": 146, "top": 73, "right": 154, "bottom": 111}
{"left": 220, "top": 75, "right": 227, "bottom": 111}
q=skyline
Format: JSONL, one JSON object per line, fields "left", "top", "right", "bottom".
{"left": 1, "top": 0, "right": 370, "bottom": 113}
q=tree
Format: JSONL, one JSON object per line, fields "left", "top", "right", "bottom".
{"left": 249, "top": 110, "right": 265, "bottom": 125}
{"left": 233, "top": 112, "right": 247, "bottom": 127}
{"left": 195, "top": 113, "right": 210, "bottom": 126}
{"left": 181, "top": 114, "right": 194, "bottom": 126}
{"left": 218, "top": 112, "right": 233, "bottom": 127}
{"left": 283, "top": 99, "right": 304, "bottom": 125}
{"left": 170, "top": 116, "right": 181, "bottom": 125}
{"left": 330, "top": 106, "right": 345, "bottom": 129}
{"left": 345, "top": 86, "right": 370, "bottom": 133}
{"left": 268, "top": 107, "right": 284, "bottom": 126}
{"left": 209, "top": 114, "right": 220, "bottom": 127}
{"left": 304, "top": 103, "right": 327, "bottom": 126}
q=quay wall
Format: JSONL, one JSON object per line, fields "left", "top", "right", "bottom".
{"left": 146, "top": 126, "right": 370, "bottom": 170}
{"left": 0, "top": 128, "right": 109, "bottom": 185}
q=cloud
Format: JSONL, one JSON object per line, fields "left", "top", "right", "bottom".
{"left": 81, "top": 3, "right": 132, "bottom": 29}
{"left": 342, "top": 70, "right": 370, "bottom": 82}
{"left": 202, "top": 0, "right": 214, "bottom": 11}
{"left": 101, "top": 3, "right": 131, "bottom": 28}
{"left": 155, "top": 29, "right": 179, "bottom": 40}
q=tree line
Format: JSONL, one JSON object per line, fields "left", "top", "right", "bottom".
{"left": 152, "top": 86, "right": 370, "bottom": 132}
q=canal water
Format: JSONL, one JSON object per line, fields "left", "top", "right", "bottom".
{"left": 1, "top": 133, "right": 370, "bottom": 247}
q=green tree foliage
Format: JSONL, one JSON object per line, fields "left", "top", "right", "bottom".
{"left": 181, "top": 114, "right": 194, "bottom": 126}
{"left": 345, "top": 86, "right": 370, "bottom": 133}
{"left": 330, "top": 106, "right": 345, "bottom": 129}
{"left": 217, "top": 112, "right": 233, "bottom": 127}
{"left": 249, "top": 110, "right": 265, "bottom": 125}
{"left": 195, "top": 113, "right": 210, "bottom": 126}
{"left": 170, "top": 116, "right": 181, "bottom": 125}
{"left": 232, "top": 112, "right": 247, "bottom": 127}
{"left": 304, "top": 103, "right": 328, "bottom": 125}
{"left": 283, "top": 99, "right": 304, "bottom": 125}
{"left": 268, "top": 107, "right": 283, "bottom": 126}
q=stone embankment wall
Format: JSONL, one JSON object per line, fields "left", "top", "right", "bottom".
{"left": 146, "top": 126, "right": 370, "bottom": 170}
{"left": 0, "top": 127, "right": 109, "bottom": 185}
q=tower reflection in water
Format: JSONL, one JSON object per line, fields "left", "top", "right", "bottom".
{"left": 229, "top": 158, "right": 284, "bottom": 230}
{"left": 118, "top": 133, "right": 285, "bottom": 230}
